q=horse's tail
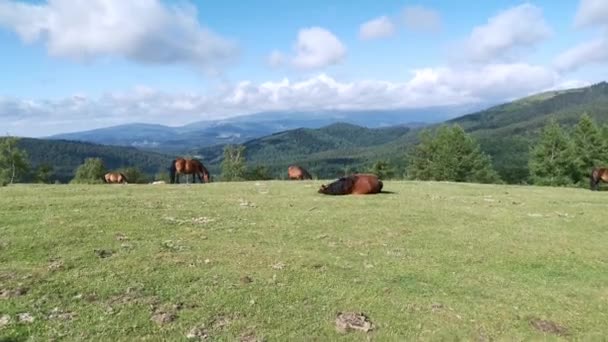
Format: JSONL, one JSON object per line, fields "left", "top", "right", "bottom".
{"left": 378, "top": 180, "right": 384, "bottom": 193}
{"left": 590, "top": 168, "right": 599, "bottom": 190}
{"left": 120, "top": 173, "right": 128, "bottom": 184}
{"left": 169, "top": 159, "right": 177, "bottom": 184}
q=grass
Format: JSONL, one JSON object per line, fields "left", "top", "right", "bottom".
{"left": 1, "top": 181, "right": 607, "bottom": 341}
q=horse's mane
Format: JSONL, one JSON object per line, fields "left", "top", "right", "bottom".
{"left": 318, "top": 176, "right": 356, "bottom": 195}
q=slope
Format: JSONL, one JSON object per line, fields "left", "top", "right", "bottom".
{"left": 15, "top": 138, "right": 174, "bottom": 183}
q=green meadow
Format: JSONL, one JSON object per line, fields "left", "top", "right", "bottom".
{"left": 1, "top": 181, "right": 607, "bottom": 341}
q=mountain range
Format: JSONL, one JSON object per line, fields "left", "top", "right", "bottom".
{"left": 48, "top": 104, "right": 487, "bottom": 152}
{"left": 14, "top": 81, "right": 608, "bottom": 184}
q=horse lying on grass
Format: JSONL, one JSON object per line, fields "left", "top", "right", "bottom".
{"left": 318, "top": 174, "right": 384, "bottom": 195}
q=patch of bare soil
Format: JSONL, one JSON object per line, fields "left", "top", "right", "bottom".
{"left": 17, "top": 312, "right": 34, "bottom": 324}
{"left": 335, "top": 312, "right": 374, "bottom": 334}
{"left": 0, "top": 286, "right": 28, "bottom": 299}
{"left": 240, "top": 276, "right": 253, "bottom": 285}
{"left": 186, "top": 326, "right": 209, "bottom": 340}
{"left": 529, "top": 318, "right": 567, "bottom": 336}
{"left": 48, "top": 259, "right": 65, "bottom": 272}
{"left": 48, "top": 307, "right": 75, "bottom": 321}
{"left": 151, "top": 310, "right": 177, "bottom": 325}
{"left": 115, "top": 233, "right": 129, "bottom": 241}
{"left": 240, "top": 330, "right": 264, "bottom": 342}
{"left": 94, "top": 249, "right": 113, "bottom": 258}
{"left": 0, "top": 314, "right": 10, "bottom": 328}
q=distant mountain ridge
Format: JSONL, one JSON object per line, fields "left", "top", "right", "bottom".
{"left": 48, "top": 104, "right": 488, "bottom": 153}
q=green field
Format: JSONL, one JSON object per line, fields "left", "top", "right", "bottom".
{"left": 1, "top": 181, "right": 607, "bottom": 341}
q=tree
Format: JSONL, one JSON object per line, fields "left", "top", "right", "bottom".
{"left": 71, "top": 158, "right": 107, "bottom": 184}
{"left": 245, "top": 165, "right": 272, "bottom": 180}
{"left": 220, "top": 145, "right": 247, "bottom": 181}
{"left": 0, "top": 136, "right": 29, "bottom": 185}
{"left": 571, "top": 114, "right": 608, "bottom": 184}
{"left": 369, "top": 160, "right": 396, "bottom": 180}
{"left": 119, "top": 167, "right": 149, "bottom": 184}
{"left": 406, "top": 125, "right": 501, "bottom": 183}
{"left": 529, "top": 119, "right": 577, "bottom": 186}
{"left": 35, "top": 164, "right": 54, "bottom": 184}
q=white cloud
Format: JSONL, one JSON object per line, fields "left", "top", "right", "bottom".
{"left": 402, "top": 6, "right": 442, "bottom": 32}
{"left": 359, "top": 16, "right": 396, "bottom": 40}
{"left": 292, "top": 27, "right": 347, "bottom": 69}
{"left": 464, "top": 4, "right": 552, "bottom": 63}
{"left": 574, "top": 0, "right": 608, "bottom": 28}
{"left": 269, "top": 27, "right": 346, "bottom": 70}
{"left": 267, "top": 50, "right": 285, "bottom": 68}
{"left": 554, "top": 36, "right": 608, "bottom": 71}
{"left": 3, "top": 63, "right": 567, "bottom": 136}
{"left": 0, "top": 0, "right": 237, "bottom": 69}
{"left": 554, "top": 0, "right": 608, "bottom": 72}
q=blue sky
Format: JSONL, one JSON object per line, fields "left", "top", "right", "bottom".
{"left": 1, "top": 0, "right": 607, "bottom": 136}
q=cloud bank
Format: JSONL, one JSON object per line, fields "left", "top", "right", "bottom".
{"left": 0, "top": 0, "right": 237, "bottom": 69}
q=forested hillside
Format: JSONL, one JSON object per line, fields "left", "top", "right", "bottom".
{"left": 15, "top": 138, "right": 174, "bottom": 182}
{"left": 195, "top": 123, "right": 412, "bottom": 178}
{"left": 195, "top": 82, "right": 608, "bottom": 182}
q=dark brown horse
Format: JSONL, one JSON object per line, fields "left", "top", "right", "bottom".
{"left": 318, "top": 173, "right": 383, "bottom": 195}
{"left": 590, "top": 167, "right": 608, "bottom": 190}
{"left": 169, "top": 158, "right": 211, "bottom": 184}
{"left": 288, "top": 165, "right": 312, "bottom": 180}
{"left": 104, "top": 172, "right": 127, "bottom": 184}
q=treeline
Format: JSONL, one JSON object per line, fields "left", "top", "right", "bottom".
{"left": 2, "top": 113, "right": 607, "bottom": 187}
{"left": 212, "top": 113, "right": 608, "bottom": 188}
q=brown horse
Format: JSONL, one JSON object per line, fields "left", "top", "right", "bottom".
{"left": 288, "top": 165, "right": 312, "bottom": 180}
{"left": 169, "top": 158, "right": 210, "bottom": 184}
{"left": 104, "top": 172, "right": 128, "bottom": 184}
{"left": 590, "top": 167, "right": 608, "bottom": 190}
{"left": 318, "top": 173, "right": 383, "bottom": 195}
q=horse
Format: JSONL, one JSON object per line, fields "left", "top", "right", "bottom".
{"left": 318, "top": 173, "right": 383, "bottom": 195}
{"left": 104, "top": 172, "right": 128, "bottom": 184}
{"left": 169, "top": 158, "right": 210, "bottom": 184}
{"left": 288, "top": 165, "right": 312, "bottom": 180}
{"left": 590, "top": 167, "right": 608, "bottom": 190}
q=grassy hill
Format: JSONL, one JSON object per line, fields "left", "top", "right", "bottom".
{"left": 195, "top": 82, "right": 608, "bottom": 182}
{"left": 1, "top": 181, "right": 607, "bottom": 340}
{"left": 13, "top": 138, "right": 175, "bottom": 183}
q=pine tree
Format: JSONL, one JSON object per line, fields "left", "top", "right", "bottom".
{"left": 35, "top": 164, "right": 54, "bottom": 183}
{"left": 369, "top": 160, "right": 396, "bottom": 180}
{"left": 407, "top": 125, "right": 501, "bottom": 183}
{"left": 529, "top": 119, "right": 577, "bottom": 186}
{"left": 220, "top": 145, "right": 247, "bottom": 181}
{"left": 571, "top": 114, "right": 608, "bottom": 184}
{"left": 0, "top": 136, "right": 29, "bottom": 185}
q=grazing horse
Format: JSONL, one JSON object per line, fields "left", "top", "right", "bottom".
{"left": 169, "top": 158, "right": 210, "bottom": 184}
{"left": 288, "top": 165, "right": 312, "bottom": 180}
{"left": 104, "top": 172, "right": 128, "bottom": 184}
{"left": 590, "top": 167, "right": 608, "bottom": 190}
{"left": 318, "top": 173, "right": 383, "bottom": 195}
